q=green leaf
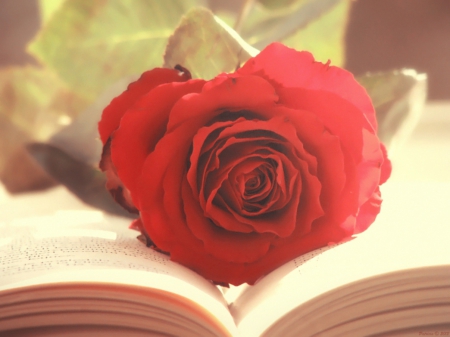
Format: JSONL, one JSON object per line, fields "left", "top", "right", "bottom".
{"left": 38, "top": 0, "right": 66, "bottom": 23}
{"left": 241, "top": 0, "right": 348, "bottom": 59}
{"left": 163, "top": 7, "right": 258, "bottom": 80}
{"left": 257, "top": 0, "right": 302, "bottom": 10}
{"left": 281, "top": 0, "right": 350, "bottom": 66}
{"left": 358, "top": 69, "right": 428, "bottom": 154}
{"left": 28, "top": 0, "right": 203, "bottom": 101}
{"left": 27, "top": 143, "right": 136, "bottom": 218}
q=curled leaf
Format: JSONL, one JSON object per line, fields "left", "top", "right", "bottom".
{"left": 164, "top": 7, "right": 258, "bottom": 80}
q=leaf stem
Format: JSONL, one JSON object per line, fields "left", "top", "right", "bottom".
{"left": 234, "top": 0, "right": 256, "bottom": 33}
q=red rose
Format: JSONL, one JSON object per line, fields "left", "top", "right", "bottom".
{"left": 98, "top": 43, "right": 391, "bottom": 286}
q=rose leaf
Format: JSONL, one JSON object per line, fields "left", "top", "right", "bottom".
{"left": 27, "top": 0, "right": 205, "bottom": 101}
{"left": 240, "top": 0, "right": 349, "bottom": 66}
{"left": 0, "top": 113, "right": 55, "bottom": 194}
{"left": 280, "top": 0, "right": 350, "bottom": 67}
{"left": 27, "top": 143, "right": 136, "bottom": 218}
{"left": 163, "top": 7, "right": 259, "bottom": 80}
{"left": 358, "top": 69, "right": 428, "bottom": 154}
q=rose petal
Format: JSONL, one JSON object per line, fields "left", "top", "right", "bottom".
{"left": 99, "top": 138, "right": 137, "bottom": 213}
{"left": 181, "top": 180, "right": 274, "bottom": 263}
{"left": 207, "top": 153, "right": 301, "bottom": 237}
{"left": 110, "top": 80, "right": 205, "bottom": 207}
{"left": 99, "top": 67, "right": 191, "bottom": 144}
{"left": 250, "top": 105, "right": 354, "bottom": 223}
{"left": 136, "top": 76, "right": 280, "bottom": 258}
{"left": 187, "top": 118, "right": 244, "bottom": 199}
{"left": 379, "top": 143, "right": 392, "bottom": 185}
{"left": 191, "top": 116, "right": 317, "bottom": 207}
{"left": 225, "top": 156, "right": 284, "bottom": 214}
{"left": 137, "top": 120, "right": 276, "bottom": 264}
{"left": 354, "top": 187, "right": 382, "bottom": 234}
{"left": 193, "top": 117, "right": 323, "bottom": 238}
{"left": 237, "top": 42, "right": 377, "bottom": 131}
{"left": 356, "top": 129, "right": 384, "bottom": 205}
{"left": 279, "top": 88, "right": 369, "bottom": 162}
{"left": 172, "top": 214, "right": 349, "bottom": 286}
{"left": 203, "top": 143, "right": 290, "bottom": 215}
{"left": 165, "top": 74, "right": 279, "bottom": 132}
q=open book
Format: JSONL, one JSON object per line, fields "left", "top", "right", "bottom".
{"left": 1, "top": 182, "right": 450, "bottom": 337}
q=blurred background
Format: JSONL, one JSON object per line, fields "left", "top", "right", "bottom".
{"left": 1, "top": 0, "right": 449, "bottom": 99}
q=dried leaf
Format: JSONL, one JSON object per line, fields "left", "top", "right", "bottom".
{"left": 0, "top": 66, "right": 88, "bottom": 191}
{"left": 1, "top": 145, "right": 57, "bottom": 193}
{"left": 0, "top": 66, "right": 87, "bottom": 141}
{"left": 164, "top": 7, "right": 258, "bottom": 80}
{"left": 27, "top": 143, "right": 136, "bottom": 218}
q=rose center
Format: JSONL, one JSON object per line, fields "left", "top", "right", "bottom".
{"left": 234, "top": 160, "right": 278, "bottom": 214}
{"left": 244, "top": 171, "right": 264, "bottom": 193}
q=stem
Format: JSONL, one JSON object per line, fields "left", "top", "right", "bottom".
{"left": 234, "top": 0, "right": 256, "bottom": 34}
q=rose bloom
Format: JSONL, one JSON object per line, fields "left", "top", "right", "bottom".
{"left": 99, "top": 43, "right": 391, "bottom": 286}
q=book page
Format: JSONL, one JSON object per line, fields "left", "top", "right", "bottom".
{"left": 1, "top": 210, "right": 178, "bottom": 284}
{"left": 229, "top": 181, "right": 450, "bottom": 337}
{"left": 0, "top": 187, "right": 237, "bottom": 337}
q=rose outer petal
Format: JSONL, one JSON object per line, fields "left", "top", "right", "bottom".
{"left": 237, "top": 42, "right": 377, "bottom": 131}
{"left": 99, "top": 138, "right": 137, "bottom": 213}
{"left": 98, "top": 67, "right": 191, "bottom": 144}
{"left": 379, "top": 143, "right": 392, "bottom": 185}
{"left": 354, "top": 187, "right": 382, "bottom": 233}
{"left": 110, "top": 80, "right": 205, "bottom": 207}
{"left": 279, "top": 89, "right": 385, "bottom": 223}
{"left": 165, "top": 75, "right": 279, "bottom": 132}
{"left": 167, "top": 211, "right": 350, "bottom": 286}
